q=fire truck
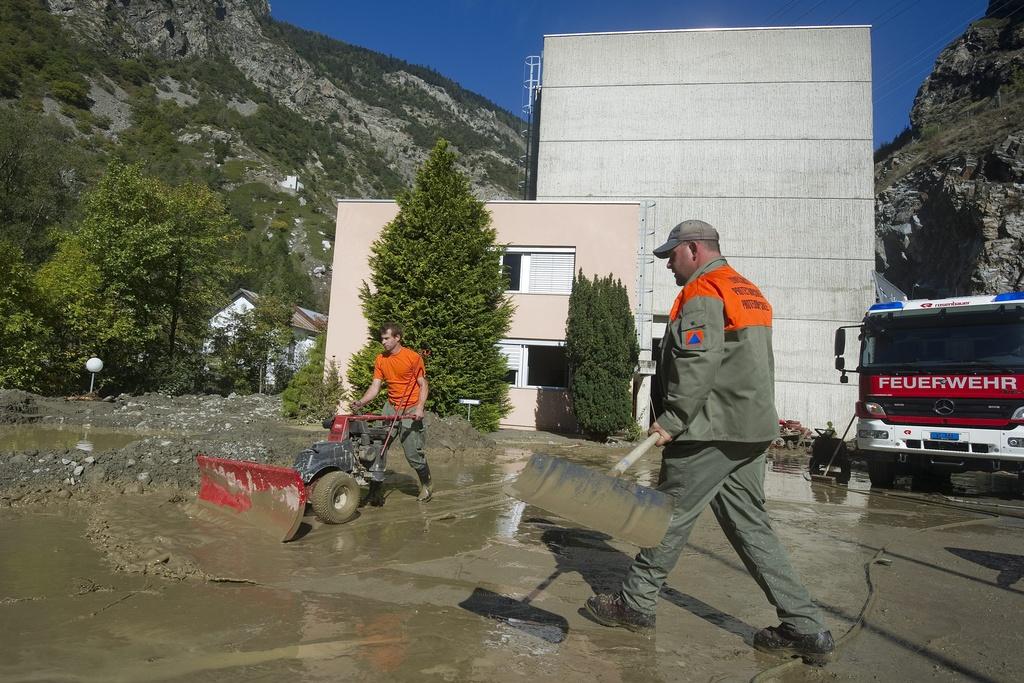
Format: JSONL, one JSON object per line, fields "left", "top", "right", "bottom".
{"left": 834, "top": 292, "right": 1024, "bottom": 487}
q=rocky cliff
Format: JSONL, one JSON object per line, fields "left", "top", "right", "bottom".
{"left": 874, "top": 0, "right": 1024, "bottom": 297}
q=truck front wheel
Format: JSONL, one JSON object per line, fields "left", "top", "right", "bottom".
{"left": 867, "top": 459, "right": 897, "bottom": 488}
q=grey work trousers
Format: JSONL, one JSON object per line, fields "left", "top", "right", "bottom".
{"left": 382, "top": 402, "right": 427, "bottom": 472}
{"left": 619, "top": 440, "right": 826, "bottom": 635}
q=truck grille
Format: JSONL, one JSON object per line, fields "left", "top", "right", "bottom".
{"left": 876, "top": 397, "right": 1021, "bottom": 421}
{"left": 903, "top": 439, "right": 991, "bottom": 454}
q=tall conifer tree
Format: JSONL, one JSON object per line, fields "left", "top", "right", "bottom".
{"left": 350, "top": 139, "right": 513, "bottom": 430}
{"left": 566, "top": 271, "right": 639, "bottom": 439}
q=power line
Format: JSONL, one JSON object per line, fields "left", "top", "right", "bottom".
{"left": 874, "top": 9, "right": 990, "bottom": 91}
{"left": 874, "top": 1, "right": 1024, "bottom": 104}
{"left": 876, "top": 0, "right": 1024, "bottom": 92}
{"left": 765, "top": 0, "right": 804, "bottom": 23}
{"left": 870, "top": 0, "right": 924, "bottom": 26}
{"left": 794, "top": 0, "right": 832, "bottom": 22}
{"left": 824, "top": 0, "right": 866, "bottom": 24}
{"left": 876, "top": 0, "right": 929, "bottom": 28}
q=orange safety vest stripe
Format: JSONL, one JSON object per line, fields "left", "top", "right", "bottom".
{"left": 668, "top": 264, "right": 772, "bottom": 331}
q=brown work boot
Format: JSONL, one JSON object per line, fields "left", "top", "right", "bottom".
{"left": 584, "top": 593, "right": 655, "bottom": 634}
{"left": 754, "top": 623, "right": 835, "bottom": 666}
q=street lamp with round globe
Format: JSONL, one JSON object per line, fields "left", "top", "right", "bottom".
{"left": 85, "top": 357, "right": 104, "bottom": 394}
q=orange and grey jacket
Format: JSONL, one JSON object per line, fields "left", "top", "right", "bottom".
{"left": 657, "top": 257, "right": 779, "bottom": 443}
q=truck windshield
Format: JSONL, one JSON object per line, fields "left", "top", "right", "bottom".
{"left": 861, "top": 316, "right": 1024, "bottom": 369}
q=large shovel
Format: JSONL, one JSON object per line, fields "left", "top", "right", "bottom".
{"left": 507, "top": 433, "right": 672, "bottom": 547}
{"left": 196, "top": 455, "right": 308, "bottom": 542}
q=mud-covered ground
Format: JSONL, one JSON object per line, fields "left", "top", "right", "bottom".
{"left": 3, "top": 391, "right": 1024, "bottom": 682}
{"left": 0, "top": 390, "right": 497, "bottom": 505}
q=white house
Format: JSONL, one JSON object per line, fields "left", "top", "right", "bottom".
{"left": 209, "top": 289, "right": 327, "bottom": 382}
{"left": 279, "top": 175, "right": 304, "bottom": 192}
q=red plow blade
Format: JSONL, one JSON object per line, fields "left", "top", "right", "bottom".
{"left": 196, "top": 455, "right": 308, "bottom": 542}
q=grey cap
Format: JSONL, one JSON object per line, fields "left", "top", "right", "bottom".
{"left": 653, "top": 219, "right": 720, "bottom": 258}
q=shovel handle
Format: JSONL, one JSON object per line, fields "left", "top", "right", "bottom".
{"left": 609, "top": 433, "right": 660, "bottom": 477}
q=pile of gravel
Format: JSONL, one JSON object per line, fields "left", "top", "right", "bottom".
{"left": 39, "top": 392, "right": 284, "bottom": 432}
{"left": 0, "top": 390, "right": 40, "bottom": 425}
{"left": 423, "top": 412, "right": 497, "bottom": 453}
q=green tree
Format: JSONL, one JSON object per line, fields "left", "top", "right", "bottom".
{"left": 0, "top": 108, "right": 86, "bottom": 263}
{"left": 49, "top": 79, "right": 89, "bottom": 108}
{"left": 40, "top": 161, "right": 240, "bottom": 392}
{"left": 282, "top": 334, "right": 346, "bottom": 422}
{"left": 231, "top": 228, "right": 316, "bottom": 306}
{"left": 36, "top": 236, "right": 134, "bottom": 394}
{"left": 345, "top": 340, "right": 386, "bottom": 414}
{"left": 0, "top": 0, "right": 97, "bottom": 101}
{"left": 565, "top": 271, "right": 639, "bottom": 440}
{"left": 0, "top": 240, "right": 53, "bottom": 391}
{"left": 350, "top": 138, "right": 513, "bottom": 430}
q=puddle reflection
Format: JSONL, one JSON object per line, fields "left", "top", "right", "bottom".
{"left": 0, "top": 425, "right": 146, "bottom": 453}
{"left": 765, "top": 451, "right": 869, "bottom": 509}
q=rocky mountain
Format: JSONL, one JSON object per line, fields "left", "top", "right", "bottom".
{"left": 874, "top": 0, "right": 1024, "bottom": 298}
{"left": 43, "top": 0, "right": 524, "bottom": 198}
{"left": 2, "top": 0, "right": 524, "bottom": 309}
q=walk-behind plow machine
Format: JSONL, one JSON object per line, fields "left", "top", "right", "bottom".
{"left": 196, "top": 414, "right": 399, "bottom": 542}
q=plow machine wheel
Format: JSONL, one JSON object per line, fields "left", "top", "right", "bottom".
{"left": 311, "top": 471, "right": 360, "bottom": 524}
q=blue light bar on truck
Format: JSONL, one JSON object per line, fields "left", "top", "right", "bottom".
{"left": 868, "top": 301, "right": 904, "bottom": 311}
{"left": 993, "top": 292, "right": 1024, "bottom": 302}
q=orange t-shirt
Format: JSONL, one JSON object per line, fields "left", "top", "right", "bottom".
{"left": 373, "top": 347, "right": 425, "bottom": 409}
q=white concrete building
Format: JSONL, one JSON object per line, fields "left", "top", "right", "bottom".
{"left": 533, "top": 26, "right": 874, "bottom": 429}
{"left": 279, "top": 175, "right": 304, "bottom": 192}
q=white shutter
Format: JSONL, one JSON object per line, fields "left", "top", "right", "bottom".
{"left": 498, "top": 343, "right": 522, "bottom": 371}
{"left": 527, "top": 252, "right": 575, "bottom": 294}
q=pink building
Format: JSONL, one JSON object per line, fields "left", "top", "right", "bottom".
{"left": 325, "top": 200, "right": 642, "bottom": 430}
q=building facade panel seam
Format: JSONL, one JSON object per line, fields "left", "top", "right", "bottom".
{"left": 537, "top": 195, "right": 877, "bottom": 201}
{"left": 543, "top": 26, "right": 870, "bottom": 38}
{"left": 539, "top": 138, "right": 874, "bottom": 143}
{"left": 540, "top": 80, "right": 872, "bottom": 88}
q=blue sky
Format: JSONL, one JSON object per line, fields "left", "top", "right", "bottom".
{"left": 271, "top": 0, "right": 992, "bottom": 148}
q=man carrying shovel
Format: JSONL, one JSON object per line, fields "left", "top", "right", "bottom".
{"left": 584, "top": 220, "right": 835, "bottom": 666}
{"left": 351, "top": 322, "right": 432, "bottom": 505}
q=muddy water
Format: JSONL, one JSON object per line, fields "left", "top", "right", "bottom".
{"left": 0, "top": 425, "right": 149, "bottom": 454}
{"left": 3, "top": 447, "right": 671, "bottom": 681}
{"left": 1, "top": 443, "right": 1018, "bottom": 681}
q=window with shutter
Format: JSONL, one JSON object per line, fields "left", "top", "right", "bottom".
{"left": 499, "top": 343, "right": 522, "bottom": 385}
{"left": 502, "top": 247, "right": 575, "bottom": 294}
{"left": 528, "top": 252, "right": 574, "bottom": 294}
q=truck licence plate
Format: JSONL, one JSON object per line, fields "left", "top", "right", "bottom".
{"left": 930, "top": 432, "right": 959, "bottom": 441}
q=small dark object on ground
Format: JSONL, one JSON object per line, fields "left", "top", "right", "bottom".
{"left": 808, "top": 425, "right": 852, "bottom": 485}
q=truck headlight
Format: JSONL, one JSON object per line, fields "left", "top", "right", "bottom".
{"left": 858, "top": 429, "right": 889, "bottom": 440}
{"left": 1009, "top": 437, "right": 1024, "bottom": 448}
{"left": 856, "top": 401, "right": 887, "bottom": 418}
